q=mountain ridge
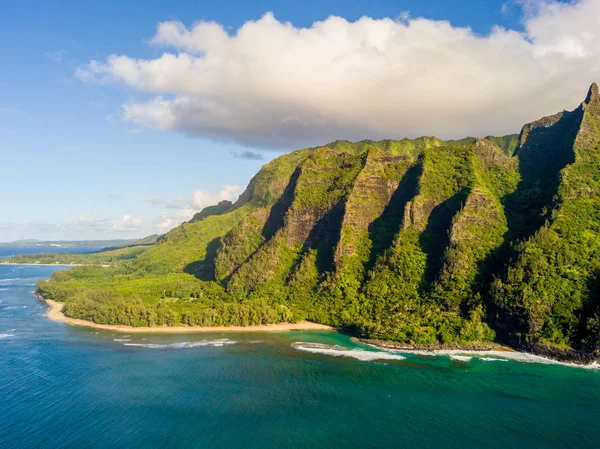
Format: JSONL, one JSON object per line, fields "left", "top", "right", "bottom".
{"left": 35, "top": 84, "right": 600, "bottom": 363}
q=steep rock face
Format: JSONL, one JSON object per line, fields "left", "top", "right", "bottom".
{"left": 433, "top": 186, "right": 507, "bottom": 312}
{"left": 281, "top": 148, "right": 364, "bottom": 249}
{"left": 234, "top": 148, "right": 313, "bottom": 208}
{"left": 213, "top": 207, "right": 270, "bottom": 281}
{"left": 574, "top": 82, "right": 600, "bottom": 157}
{"left": 491, "top": 83, "right": 600, "bottom": 352}
{"left": 333, "top": 149, "right": 412, "bottom": 269}
{"left": 403, "top": 146, "right": 473, "bottom": 232}
{"left": 356, "top": 144, "right": 510, "bottom": 343}
{"left": 225, "top": 148, "right": 365, "bottom": 295}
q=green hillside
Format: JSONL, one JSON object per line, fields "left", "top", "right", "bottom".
{"left": 37, "top": 83, "right": 600, "bottom": 361}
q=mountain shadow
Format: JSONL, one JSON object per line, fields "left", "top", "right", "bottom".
{"left": 262, "top": 167, "right": 301, "bottom": 240}
{"left": 365, "top": 161, "right": 422, "bottom": 274}
{"left": 504, "top": 107, "right": 581, "bottom": 243}
{"left": 305, "top": 201, "right": 347, "bottom": 274}
{"left": 419, "top": 187, "right": 470, "bottom": 287}
{"left": 183, "top": 237, "right": 222, "bottom": 281}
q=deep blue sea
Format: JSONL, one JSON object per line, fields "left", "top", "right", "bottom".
{"left": 0, "top": 246, "right": 104, "bottom": 258}
{"left": 1, "top": 257, "right": 600, "bottom": 448}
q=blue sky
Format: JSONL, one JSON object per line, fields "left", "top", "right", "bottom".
{"left": 2, "top": 0, "right": 596, "bottom": 241}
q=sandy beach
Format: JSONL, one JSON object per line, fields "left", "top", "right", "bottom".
{"left": 40, "top": 297, "right": 335, "bottom": 333}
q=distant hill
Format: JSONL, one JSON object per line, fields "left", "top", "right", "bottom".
{"left": 0, "top": 239, "right": 138, "bottom": 248}
{"left": 37, "top": 83, "right": 600, "bottom": 363}
{"left": 6, "top": 234, "right": 164, "bottom": 266}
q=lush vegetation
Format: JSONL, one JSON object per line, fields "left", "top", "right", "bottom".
{"left": 35, "top": 84, "right": 600, "bottom": 357}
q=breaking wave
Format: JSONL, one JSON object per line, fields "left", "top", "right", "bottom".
{"left": 368, "top": 347, "right": 600, "bottom": 369}
{"left": 123, "top": 339, "right": 237, "bottom": 349}
{"left": 449, "top": 355, "right": 472, "bottom": 362}
{"left": 0, "top": 333, "right": 15, "bottom": 339}
{"left": 292, "top": 342, "right": 406, "bottom": 361}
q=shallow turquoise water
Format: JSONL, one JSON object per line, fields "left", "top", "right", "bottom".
{"left": 1, "top": 264, "right": 599, "bottom": 448}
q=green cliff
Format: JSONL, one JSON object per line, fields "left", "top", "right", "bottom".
{"left": 37, "top": 84, "right": 600, "bottom": 361}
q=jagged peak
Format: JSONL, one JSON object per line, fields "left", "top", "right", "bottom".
{"left": 585, "top": 82, "right": 599, "bottom": 104}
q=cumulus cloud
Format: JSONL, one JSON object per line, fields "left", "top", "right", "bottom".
{"left": 190, "top": 184, "right": 242, "bottom": 210}
{"left": 150, "top": 184, "right": 242, "bottom": 233}
{"left": 153, "top": 214, "right": 179, "bottom": 232}
{"left": 111, "top": 215, "right": 144, "bottom": 232}
{"left": 75, "top": 1, "right": 600, "bottom": 149}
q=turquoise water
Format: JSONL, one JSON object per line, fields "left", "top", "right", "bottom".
{"left": 1, "top": 264, "right": 600, "bottom": 448}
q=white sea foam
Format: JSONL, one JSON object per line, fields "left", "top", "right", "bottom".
{"left": 449, "top": 355, "right": 472, "bottom": 362}
{"left": 292, "top": 342, "right": 406, "bottom": 361}
{"left": 113, "top": 338, "right": 131, "bottom": 342}
{"left": 0, "top": 333, "right": 15, "bottom": 339}
{"left": 369, "top": 346, "right": 600, "bottom": 370}
{"left": 124, "top": 339, "right": 237, "bottom": 349}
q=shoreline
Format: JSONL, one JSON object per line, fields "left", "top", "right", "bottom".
{"left": 39, "top": 296, "right": 335, "bottom": 333}
{"left": 359, "top": 338, "right": 515, "bottom": 352}
{"left": 362, "top": 338, "right": 600, "bottom": 368}
{"left": 35, "top": 296, "right": 599, "bottom": 367}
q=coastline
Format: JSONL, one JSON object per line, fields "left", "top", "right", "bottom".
{"left": 39, "top": 296, "right": 335, "bottom": 333}
{"left": 35, "top": 295, "right": 599, "bottom": 367}
{"left": 361, "top": 338, "right": 600, "bottom": 368}
{"left": 359, "top": 338, "right": 515, "bottom": 352}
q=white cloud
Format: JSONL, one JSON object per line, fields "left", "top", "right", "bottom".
{"left": 0, "top": 214, "right": 145, "bottom": 241}
{"left": 75, "top": 1, "right": 600, "bottom": 148}
{"left": 0, "top": 184, "right": 241, "bottom": 239}
{"left": 150, "top": 184, "right": 242, "bottom": 233}
{"left": 190, "top": 184, "right": 242, "bottom": 210}
{"left": 153, "top": 214, "right": 179, "bottom": 232}
{"left": 78, "top": 214, "right": 144, "bottom": 233}
{"left": 111, "top": 214, "right": 144, "bottom": 232}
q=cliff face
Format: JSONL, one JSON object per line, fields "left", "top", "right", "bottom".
{"left": 38, "top": 84, "right": 600, "bottom": 360}
{"left": 491, "top": 83, "right": 600, "bottom": 357}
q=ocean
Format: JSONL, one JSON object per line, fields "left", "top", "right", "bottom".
{"left": 0, "top": 246, "right": 104, "bottom": 258}
{"left": 1, "top": 262, "right": 599, "bottom": 448}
